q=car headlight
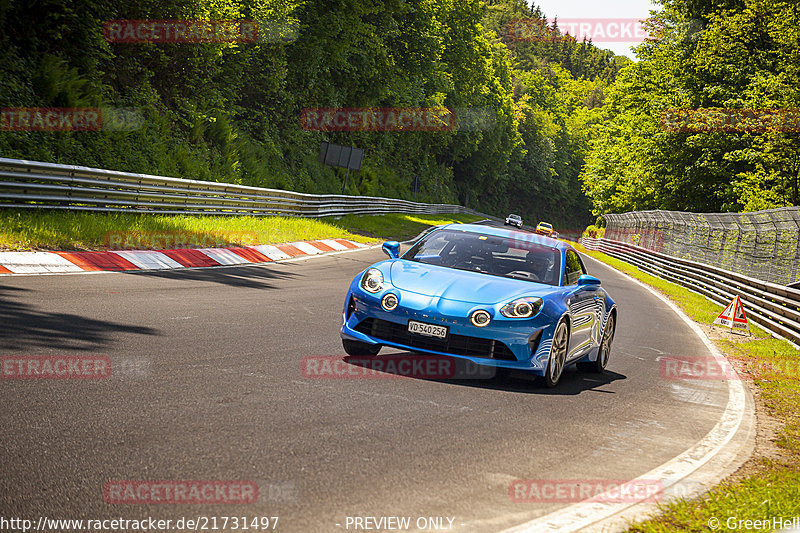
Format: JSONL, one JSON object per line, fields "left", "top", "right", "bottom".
{"left": 360, "top": 268, "right": 384, "bottom": 293}
{"left": 381, "top": 293, "right": 399, "bottom": 311}
{"left": 470, "top": 309, "right": 491, "bottom": 327}
{"left": 500, "top": 297, "right": 543, "bottom": 318}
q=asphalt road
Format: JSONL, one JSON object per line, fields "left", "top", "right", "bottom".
{"left": 0, "top": 248, "right": 731, "bottom": 532}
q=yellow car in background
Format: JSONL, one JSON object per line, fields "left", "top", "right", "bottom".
{"left": 535, "top": 222, "right": 554, "bottom": 236}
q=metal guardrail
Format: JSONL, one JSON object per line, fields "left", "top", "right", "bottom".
{"left": 0, "top": 157, "right": 497, "bottom": 219}
{"left": 604, "top": 208, "right": 800, "bottom": 286}
{"left": 581, "top": 236, "right": 800, "bottom": 347}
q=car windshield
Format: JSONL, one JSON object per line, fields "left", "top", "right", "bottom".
{"left": 403, "top": 229, "right": 561, "bottom": 285}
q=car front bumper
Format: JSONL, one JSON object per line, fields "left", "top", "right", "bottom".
{"left": 340, "top": 287, "right": 560, "bottom": 375}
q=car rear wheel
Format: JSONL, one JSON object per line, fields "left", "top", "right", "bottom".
{"left": 578, "top": 313, "right": 615, "bottom": 373}
{"left": 542, "top": 321, "right": 568, "bottom": 388}
{"left": 342, "top": 339, "right": 381, "bottom": 356}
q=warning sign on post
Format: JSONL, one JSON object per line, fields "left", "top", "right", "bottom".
{"left": 713, "top": 295, "right": 750, "bottom": 332}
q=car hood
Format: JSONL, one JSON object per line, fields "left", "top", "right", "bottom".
{"left": 389, "top": 260, "right": 557, "bottom": 304}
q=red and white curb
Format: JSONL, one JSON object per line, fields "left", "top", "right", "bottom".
{"left": 0, "top": 239, "right": 369, "bottom": 275}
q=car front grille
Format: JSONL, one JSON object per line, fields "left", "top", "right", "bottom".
{"left": 354, "top": 317, "right": 516, "bottom": 361}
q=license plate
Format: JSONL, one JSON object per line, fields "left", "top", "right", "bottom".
{"left": 408, "top": 320, "right": 448, "bottom": 339}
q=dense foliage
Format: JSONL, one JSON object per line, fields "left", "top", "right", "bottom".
{"left": 0, "top": 0, "right": 628, "bottom": 229}
{"left": 581, "top": 0, "right": 800, "bottom": 215}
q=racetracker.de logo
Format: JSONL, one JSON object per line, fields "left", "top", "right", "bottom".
{"left": 505, "top": 18, "right": 648, "bottom": 43}
{"left": 1, "top": 107, "right": 143, "bottom": 132}
{"left": 2, "top": 356, "right": 111, "bottom": 379}
{"left": 300, "top": 108, "right": 455, "bottom": 132}
{"left": 103, "top": 231, "right": 259, "bottom": 250}
{"left": 660, "top": 108, "right": 800, "bottom": 133}
{"left": 659, "top": 356, "right": 740, "bottom": 380}
{"left": 300, "top": 107, "right": 497, "bottom": 132}
{"left": 509, "top": 479, "right": 663, "bottom": 503}
{"left": 103, "top": 19, "right": 298, "bottom": 44}
{"left": 103, "top": 481, "right": 258, "bottom": 504}
{"left": 660, "top": 355, "right": 800, "bottom": 381}
{"left": 301, "top": 355, "right": 495, "bottom": 380}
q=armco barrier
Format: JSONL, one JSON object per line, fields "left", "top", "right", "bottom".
{"left": 581, "top": 236, "right": 800, "bottom": 347}
{"left": 0, "top": 157, "right": 498, "bottom": 219}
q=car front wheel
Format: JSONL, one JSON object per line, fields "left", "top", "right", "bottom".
{"left": 542, "top": 321, "right": 569, "bottom": 387}
{"left": 342, "top": 339, "right": 381, "bottom": 356}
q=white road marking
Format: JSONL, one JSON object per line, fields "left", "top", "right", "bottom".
{"left": 498, "top": 255, "right": 753, "bottom": 533}
{"left": 251, "top": 245, "right": 292, "bottom": 260}
{"left": 196, "top": 247, "right": 250, "bottom": 265}
{"left": 289, "top": 241, "right": 326, "bottom": 255}
{"left": 114, "top": 250, "right": 183, "bottom": 270}
{"left": 318, "top": 239, "right": 350, "bottom": 251}
{"left": 0, "top": 252, "right": 84, "bottom": 273}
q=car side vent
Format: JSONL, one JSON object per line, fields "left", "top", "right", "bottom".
{"left": 528, "top": 330, "right": 543, "bottom": 356}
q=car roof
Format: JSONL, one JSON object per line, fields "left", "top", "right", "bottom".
{"left": 438, "top": 223, "right": 569, "bottom": 251}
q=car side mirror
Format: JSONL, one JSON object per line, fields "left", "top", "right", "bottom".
{"left": 577, "top": 274, "right": 601, "bottom": 286}
{"left": 382, "top": 241, "right": 400, "bottom": 259}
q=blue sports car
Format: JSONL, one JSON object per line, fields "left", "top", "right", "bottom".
{"left": 340, "top": 223, "right": 617, "bottom": 387}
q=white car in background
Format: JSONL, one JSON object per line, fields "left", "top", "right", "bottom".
{"left": 505, "top": 213, "right": 523, "bottom": 228}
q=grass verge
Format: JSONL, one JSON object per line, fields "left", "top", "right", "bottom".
{"left": 327, "top": 212, "right": 484, "bottom": 241}
{"left": 0, "top": 209, "right": 483, "bottom": 251}
{"left": 572, "top": 242, "right": 800, "bottom": 532}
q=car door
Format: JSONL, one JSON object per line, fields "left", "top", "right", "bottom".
{"left": 563, "top": 250, "right": 599, "bottom": 358}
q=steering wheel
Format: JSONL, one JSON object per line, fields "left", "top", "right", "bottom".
{"left": 454, "top": 255, "right": 488, "bottom": 271}
{"left": 506, "top": 270, "right": 541, "bottom": 281}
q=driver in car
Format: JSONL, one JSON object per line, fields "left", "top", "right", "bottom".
{"left": 450, "top": 240, "right": 494, "bottom": 271}
{"left": 524, "top": 251, "right": 551, "bottom": 283}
